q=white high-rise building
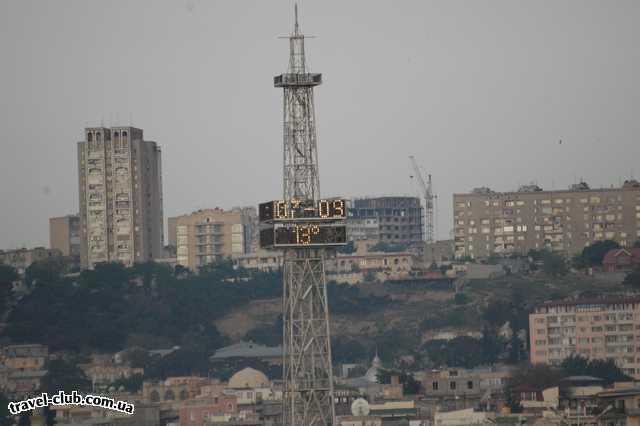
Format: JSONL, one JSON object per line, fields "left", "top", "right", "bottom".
{"left": 77, "top": 127, "right": 163, "bottom": 269}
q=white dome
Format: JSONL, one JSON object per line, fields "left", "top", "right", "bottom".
{"left": 228, "top": 367, "right": 269, "bottom": 389}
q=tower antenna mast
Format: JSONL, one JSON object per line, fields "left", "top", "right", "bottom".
{"left": 259, "top": 4, "right": 342, "bottom": 425}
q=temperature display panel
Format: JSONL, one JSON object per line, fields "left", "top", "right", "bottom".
{"left": 260, "top": 224, "right": 347, "bottom": 247}
{"left": 259, "top": 199, "right": 346, "bottom": 222}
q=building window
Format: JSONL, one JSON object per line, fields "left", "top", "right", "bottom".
{"left": 432, "top": 381, "right": 438, "bottom": 390}
{"left": 450, "top": 381, "right": 456, "bottom": 390}
{"left": 467, "top": 381, "right": 473, "bottom": 390}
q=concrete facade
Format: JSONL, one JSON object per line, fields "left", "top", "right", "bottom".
{"left": 169, "top": 208, "right": 252, "bottom": 271}
{"left": 530, "top": 297, "right": 640, "bottom": 378}
{"left": 49, "top": 214, "right": 81, "bottom": 259}
{"left": 0, "top": 247, "right": 62, "bottom": 275}
{"left": 350, "top": 197, "right": 424, "bottom": 251}
{"left": 347, "top": 218, "right": 380, "bottom": 242}
{"left": 453, "top": 180, "right": 640, "bottom": 259}
{"left": 78, "top": 127, "right": 164, "bottom": 269}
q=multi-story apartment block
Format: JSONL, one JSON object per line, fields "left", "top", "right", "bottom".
{"left": 77, "top": 127, "right": 164, "bottom": 269}
{"left": 0, "top": 247, "right": 62, "bottom": 275}
{"left": 169, "top": 208, "right": 253, "bottom": 271}
{"left": 530, "top": 297, "right": 640, "bottom": 378}
{"left": 453, "top": 180, "right": 640, "bottom": 259}
{"left": 350, "top": 197, "right": 424, "bottom": 250}
{"left": 49, "top": 214, "right": 81, "bottom": 260}
{"left": 232, "top": 249, "right": 283, "bottom": 272}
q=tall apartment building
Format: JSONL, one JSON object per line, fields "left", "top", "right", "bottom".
{"left": 350, "top": 197, "right": 424, "bottom": 250}
{"left": 169, "top": 208, "right": 253, "bottom": 271}
{"left": 530, "top": 297, "right": 640, "bottom": 378}
{"left": 49, "top": 214, "right": 81, "bottom": 259}
{"left": 453, "top": 180, "right": 640, "bottom": 259}
{"left": 77, "top": 127, "right": 163, "bottom": 269}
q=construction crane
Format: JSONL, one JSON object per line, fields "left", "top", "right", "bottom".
{"left": 409, "top": 155, "right": 435, "bottom": 244}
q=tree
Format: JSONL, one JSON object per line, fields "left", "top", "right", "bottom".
{"left": 43, "top": 358, "right": 91, "bottom": 393}
{"left": 375, "top": 369, "right": 422, "bottom": 394}
{"left": 0, "top": 264, "right": 17, "bottom": 317}
{"left": 369, "top": 242, "right": 407, "bottom": 253}
{"left": 121, "top": 348, "right": 151, "bottom": 369}
{"left": 561, "top": 355, "right": 630, "bottom": 385}
{"left": 527, "top": 249, "right": 545, "bottom": 262}
{"left": 508, "top": 363, "right": 563, "bottom": 391}
{"left": 541, "top": 250, "right": 568, "bottom": 277}
{"left": 480, "top": 327, "right": 503, "bottom": 364}
{"left": 633, "top": 240, "right": 640, "bottom": 248}
{"left": 507, "top": 335, "right": 526, "bottom": 364}
{"left": 623, "top": 268, "right": 640, "bottom": 289}
{"left": 423, "top": 337, "right": 485, "bottom": 368}
{"left": 332, "top": 338, "right": 367, "bottom": 364}
{"left": 24, "top": 258, "right": 65, "bottom": 287}
{"left": 110, "top": 374, "right": 143, "bottom": 392}
{"left": 244, "top": 316, "right": 283, "bottom": 347}
{"left": 363, "top": 270, "right": 376, "bottom": 282}
{"left": 453, "top": 292, "right": 469, "bottom": 305}
{"left": 0, "top": 392, "right": 14, "bottom": 426}
{"left": 338, "top": 241, "right": 356, "bottom": 254}
{"left": 483, "top": 300, "right": 512, "bottom": 328}
{"left": 578, "top": 240, "right": 621, "bottom": 267}
{"left": 503, "top": 387, "right": 523, "bottom": 414}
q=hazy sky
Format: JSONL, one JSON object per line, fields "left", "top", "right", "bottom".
{"left": 1, "top": 0, "right": 639, "bottom": 249}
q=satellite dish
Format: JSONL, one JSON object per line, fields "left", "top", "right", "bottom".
{"left": 351, "top": 398, "right": 370, "bottom": 416}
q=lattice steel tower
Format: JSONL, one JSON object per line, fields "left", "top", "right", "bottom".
{"left": 268, "top": 4, "right": 337, "bottom": 425}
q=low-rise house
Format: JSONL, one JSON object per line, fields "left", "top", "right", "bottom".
{"left": 558, "top": 376, "right": 604, "bottom": 415}
{"left": 6, "top": 369, "right": 47, "bottom": 399}
{"left": 143, "top": 376, "right": 213, "bottom": 404}
{"left": 232, "top": 250, "right": 283, "bottom": 272}
{"left": 179, "top": 394, "right": 238, "bottom": 426}
{"left": 1, "top": 344, "right": 48, "bottom": 371}
{"left": 368, "top": 400, "right": 417, "bottom": 420}
{"left": 338, "top": 416, "right": 382, "bottom": 426}
{"left": 596, "top": 385, "right": 640, "bottom": 425}
{"left": 52, "top": 392, "right": 155, "bottom": 425}
{"left": 602, "top": 248, "right": 640, "bottom": 272}
{"left": 433, "top": 407, "right": 494, "bottom": 425}
{"left": 422, "top": 366, "right": 513, "bottom": 412}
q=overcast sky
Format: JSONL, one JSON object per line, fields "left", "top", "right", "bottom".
{"left": 1, "top": 0, "right": 639, "bottom": 249}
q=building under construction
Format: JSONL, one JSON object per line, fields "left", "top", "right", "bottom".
{"left": 350, "top": 196, "right": 424, "bottom": 251}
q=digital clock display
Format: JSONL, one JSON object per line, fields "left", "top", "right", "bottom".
{"left": 259, "top": 199, "right": 346, "bottom": 222}
{"left": 260, "top": 224, "right": 347, "bottom": 247}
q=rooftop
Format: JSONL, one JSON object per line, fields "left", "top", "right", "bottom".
{"left": 534, "top": 296, "right": 640, "bottom": 310}
{"left": 211, "top": 341, "right": 282, "bottom": 360}
{"left": 455, "top": 179, "right": 640, "bottom": 196}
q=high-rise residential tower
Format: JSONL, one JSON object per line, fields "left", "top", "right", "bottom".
{"left": 77, "top": 127, "right": 164, "bottom": 269}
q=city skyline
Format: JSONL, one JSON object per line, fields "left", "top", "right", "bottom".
{"left": 2, "top": 0, "right": 640, "bottom": 249}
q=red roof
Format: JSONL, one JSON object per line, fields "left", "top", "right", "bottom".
{"left": 602, "top": 248, "right": 640, "bottom": 265}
